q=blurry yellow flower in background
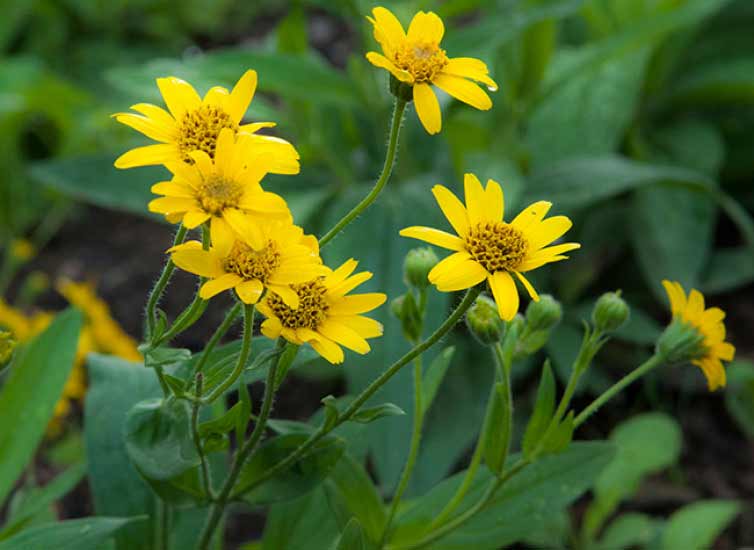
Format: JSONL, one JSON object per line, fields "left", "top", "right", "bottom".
{"left": 0, "top": 330, "right": 15, "bottom": 365}
{"left": 366, "top": 6, "right": 498, "bottom": 134}
{"left": 257, "top": 259, "right": 386, "bottom": 364}
{"left": 10, "top": 238, "right": 35, "bottom": 262}
{"left": 113, "top": 69, "right": 300, "bottom": 174}
{"left": 401, "top": 175, "right": 579, "bottom": 321}
{"left": 662, "top": 280, "right": 735, "bottom": 391}
{"left": 170, "top": 219, "right": 326, "bottom": 306}
{"left": 149, "top": 128, "right": 290, "bottom": 239}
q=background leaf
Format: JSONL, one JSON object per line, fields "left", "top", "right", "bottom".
{"left": 0, "top": 516, "right": 146, "bottom": 550}
{"left": 661, "top": 500, "right": 739, "bottom": 550}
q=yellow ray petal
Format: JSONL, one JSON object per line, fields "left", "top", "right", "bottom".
{"left": 129, "top": 103, "right": 177, "bottom": 128}
{"left": 370, "top": 6, "right": 407, "bottom": 54}
{"left": 488, "top": 271, "right": 519, "bottom": 321}
{"left": 183, "top": 210, "right": 211, "bottom": 229}
{"left": 210, "top": 216, "right": 235, "bottom": 257}
{"left": 324, "top": 259, "right": 359, "bottom": 287}
{"left": 327, "top": 271, "right": 372, "bottom": 298}
{"left": 432, "top": 73, "right": 492, "bottom": 110}
{"left": 365, "top": 52, "right": 413, "bottom": 83}
{"left": 188, "top": 150, "right": 215, "bottom": 181}
{"left": 200, "top": 273, "right": 242, "bottom": 299}
{"left": 527, "top": 216, "right": 573, "bottom": 251}
{"left": 662, "top": 280, "right": 686, "bottom": 315}
{"left": 510, "top": 201, "right": 552, "bottom": 231}
{"left": 399, "top": 226, "right": 464, "bottom": 251}
{"left": 329, "top": 293, "right": 387, "bottom": 315}
{"left": 114, "top": 113, "right": 176, "bottom": 143}
{"left": 463, "top": 173, "right": 486, "bottom": 225}
{"left": 151, "top": 181, "right": 194, "bottom": 198}
{"left": 261, "top": 317, "right": 282, "bottom": 339}
{"left": 223, "top": 208, "right": 264, "bottom": 250}
{"left": 433, "top": 260, "right": 487, "bottom": 292}
{"left": 484, "top": 179, "right": 504, "bottom": 222}
{"left": 235, "top": 279, "right": 264, "bottom": 304}
{"left": 431, "top": 185, "right": 469, "bottom": 236}
{"left": 239, "top": 191, "right": 289, "bottom": 216}
{"left": 514, "top": 271, "right": 539, "bottom": 301}
{"left": 171, "top": 248, "right": 224, "bottom": 278}
{"left": 202, "top": 86, "right": 229, "bottom": 110}
{"left": 413, "top": 83, "right": 441, "bottom": 135}
{"left": 148, "top": 196, "right": 195, "bottom": 214}
{"left": 156, "top": 76, "right": 201, "bottom": 120}
{"left": 115, "top": 143, "right": 179, "bottom": 169}
{"left": 307, "top": 334, "right": 345, "bottom": 365}
{"left": 318, "top": 320, "right": 371, "bottom": 354}
{"left": 407, "top": 11, "right": 444, "bottom": 43}
{"left": 714, "top": 342, "right": 735, "bottom": 361}
{"left": 269, "top": 284, "right": 300, "bottom": 309}
{"left": 334, "top": 315, "right": 383, "bottom": 339}
{"left": 242, "top": 134, "right": 301, "bottom": 175}
{"left": 442, "top": 57, "right": 498, "bottom": 91}
{"left": 240, "top": 121, "right": 276, "bottom": 134}
{"left": 428, "top": 251, "right": 471, "bottom": 282}
{"left": 687, "top": 289, "right": 705, "bottom": 317}
{"left": 228, "top": 69, "right": 258, "bottom": 124}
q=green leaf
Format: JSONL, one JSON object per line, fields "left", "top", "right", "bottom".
{"left": 724, "top": 361, "right": 754, "bottom": 439}
{"left": 522, "top": 360, "right": 556, "bottom": 458}
{"left": 0, "top": 517, "right": 146, "bottom": 550}
{"left": 392, "top": 442, "right": 616, "bottom": 549}
{"left": 262, "top": 489, "right": 339, "bottom": 550}
{"left": 0, "top": 309, "right": 82, "bottom": 503}
{"left": 701, "top": 247, "right": 754, "bottom": 293}
{"left": 324, "top": 454, "right": 386, "bottom": 545}
{"left": 124, "top": 398, "right": 199, "bottom": 481}
{"left": 0, "top": 462, "right": 86, "bottom": 540}
{"left": 233, "top": 433, "right": 345, "bottom": 504}
{"left": 331, "top": 518, "right": 365, "bottom": 550}
{"left": 670, "top": 58, "right": 754, "bottom": 106}
{"left": 198, "top": 402, "right": 242, "bottom": 439}
{"left": 481, "top": 382, "right": 510, "bottom": 474}
{"left": 597, "top": 513, "right": 660, "bottom": 550}
{"left": 350, "top": 403, "right": 406, "bottom": 424}
{"left": 661, "top": 500, "right": 739, "bottom": 550}
{"left": 542, "top": 411, "right": 575, "bottom": 454}
{"left": 143, "top": 346, "right": 192, "bottom": 369}
{"left": 237, "top": 379, "right": 252, "bottom": 443}
{"left": 420, "top": 347, "right": 455, "bottom": 416}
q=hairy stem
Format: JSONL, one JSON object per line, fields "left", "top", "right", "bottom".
{"left": 145, "top": 225, "right": 187, "bottom": 340}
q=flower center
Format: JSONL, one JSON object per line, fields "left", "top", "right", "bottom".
{"left": 178, "top": 105, "right": 238, "bottom": 162}
{"left": 394, "top": 41, "right": 448, "bottom": 83}
{"left": 465, "top": 222, "right": 528, "bottom": 273}
{"left": 223, "top": 241, "right": 281, "bottom": 283}
{"left": 267, "top": 280, "right": 330, "bottom": 330}
{"left": 196, "top": 176, "right": 244, "bottom": 215}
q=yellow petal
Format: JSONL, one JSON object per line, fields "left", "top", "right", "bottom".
{"left": 235, "top": 279, "right": 264, "bottom": 304}
{"left": 228, "top": 69, "right": 258, "bottom": 124}
{"left": 239, "top": 191, "right": 289, "bottom": 216}
{"left": 269, "top": 284, "right": 300, "bottom": 309}
{"left": 324, "top": 259, "right": 359, "bottom": 287}
{"left": 510, "top": 201, "right": 553, "bottom": 231}
{"left": 261, "top": 317, "right": 282, "bottom": 340}
{"left": 318, "top": 320, "right": 371, "bottom": 354}
{"left": 200, "top": 273, "right": 242, "bottom": 299}
{"left": 148, "top": 196, "right": 195, "bottom": 214}
{"left": 129, "top": 103, "right": 177, "bottom": 127}
{"left": 399, "top": 226, "right": 464, "bottom": 251}
{"left": 223, "top": 208, "right": 264, "bottom": 250}
{"left": 334, "top": 315, "right": 383, "bottom": 339}
{"left": 365, "top": 52, "right": 413, "bottom": 83}
{"left": 514, "top": 271, "right": 539, "bottom": 301}
{"left": 463, "top": 173, "right": 487, "bottom": 225}
{"left": 210, "top": 216, "right": 235, "bottom": 257}
{"left": 662, "top": 280, "right": 686, "bottom": 315}
{"left": 443, "top": 57, "right": 498, "bottom": 91}
{"left": 183, "top": 210, "right": 211, "bottom": 229}
{"left": 484, "top": 179, "right": 504, "bottom": 222}
{"left": 202, "top": 86, "right": 229, "bottom": 110}
{"left": 151, "top": 181, "right": 194, "bottom": 198}
{"left": 242, "top": 134, "right": 301, "bottom": 175}
{"left": 329, "top": 293, "right": 387, "bottom": 315}
{"left": 432, "top": 73, "right": 492, "bottom": 110}
{"left": 413, "top": 83, "right": 441, "bottom": 134}
{"left": 407, "top": 11, "right": 444, "bottom": 43}
{"left": 370, "top": 6, "right": 406, "bottom": 54}
{"left": 156, "top": 76, "right": 201, "bottom": 120}
{"left": 488, "top": 271, "right": 519, "bottom": 321}
{"left": 171, "top": 248, "right": 224, "bottom": 278}
{"left": 114, "top": 113, "right": 176, "bottom": 143}
{"left": 327, "top": 271, "right": 372, "bottom": 298}
{"left": 687, "top": 289, "right": 705, "bottom": 317}
{"left": 714, "top": 342, "right": 735, "bottom": 361}
{"left": 307, "top": 334, "right": 345, "bottom": 365}
{"left": 240, "top": 121, "right": 276, "bottom": 134}
{"left": 428, "top": 251, "right": 471, "bottom": 282}
{"left": 527, "top": 216, "right": 573, "bottom": 251}
{"left": 432, "top": 185, "right": 469, "bottom": 236}
{"left": 432, "top": 260, "right": 487, "bottom": 292}
{"left": 115, "top": 144, "right": 179, "bottom": 169}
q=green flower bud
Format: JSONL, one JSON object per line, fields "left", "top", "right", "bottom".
{"left": 525, "top": 294, "right": 562, "bottom": 332}
{"left": 0, "top": 331, "right": 16, "bottom": 368}
{"left": 657, "top": 319, "right": 707, "bottom": 363}
{"left": 517, "top": 329, "right": 551, "bottom": 357}
{"left": 466, "top": 295, "right": 505, "bottom": 345}
{"left": 592, "top": 291, "right": 630, "bottom": 333}
{"left": 389, "top": 75, "right": 414, "bottom": 102}
{"left": 391, "top": 293, "right": 423, "bottom": 343}
{"left": 403, "top": 247, "right": 438, "bottom": 290}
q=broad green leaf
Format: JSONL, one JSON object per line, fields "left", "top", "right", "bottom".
{"left": 324, "top": 454, "right": 386, "bottom": 545}
{"left": 0, "top": 517, "right": 146, "bottom": 550}
{"left": 597, "top": 513, "right": 660, "bottom": 550}
{"left": 0, "top": 309, "right": 82, "bottom": 504}
{"left": 233, "top": 433, "right": 345, "bottom": 504}
{"left": 481, "top": 382, "right": 509, "bottom": 474}
{"left": 392, "top": 442, "right": 615, "bottom": 549}
{"left": 670, "top": 58, "right": 754, "bottom": 106}
{"left": 198, "top": 402, "right": 242, "bottom": 439}
{"left": 661, "top": 500, "right": 739, "bottom": 550}
{"left": 350, "top": 402, "right": 405, "bottom": 424}
{"left": 524, "top": 155, "right": 715, "bottom": 211}
{"left": 420, "top": 346, "right": 455, "bottom": 416}
{"left": 262, "top": 489, "right": 339, "bottom": 550}
{"left": 331, "top": 518, "right": 365, "bottom": 550}
{"left": 0, "top": 462, "right": 86, "bottom": 540}
{"left": 124, "top": 398, "right": 199, "bottom": 481}
{"left": 724, "top": 361, "right": 754, "bottom": 439}
{"left": 522, "top": 360, "right": 556, "bottom": 457}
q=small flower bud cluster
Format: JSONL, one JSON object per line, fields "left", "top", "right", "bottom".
{"left": 592, "top": 291, "right": 630, "bottom": 333}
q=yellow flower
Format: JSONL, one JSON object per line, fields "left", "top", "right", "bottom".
{"left": 257, "top": 259, "right": 386, "bottom": 364}
{"left": 400, "top": 174, "right": 579, "bottom": 321}
{"left": 170, "top": 218, "right": 327, "bottom": 307}
{"left": 0, "top": 299, "right": 34, "bottom": 340}
{"left": 57, "top": 279, "right": 142, "bottom": 362}
{"left": 366, "top": 7, "right": 498, "bottom": 134}
{"left": 662, "top": 280, "right": 735, "bottom": 390}
{"left": 114, "top": 69, "right": 300, "bottom": 174}
{"left": 10, "top": 238, "right": 35, "bottom": 262}
{"left": 148, "top": 127, "right": 290, "bottom": 237}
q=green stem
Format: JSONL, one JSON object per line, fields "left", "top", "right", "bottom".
{"left": 201, "top": 305, "right": 255, "bottom": 404}
{"left": 382, "top": 355, "right": 424, "bottom": 543}
{"left": 196, "top": 341, "right": 281, "bottom": 550}
{"left": 157, "top": 498, "right": 171, "bottom": 550}
{"left": 145, "top": 225, "right": 187, "bottom": 340}
{"left": 238, "top": 287, "right": 481, "bottom": 497}
{"left": 192, "top": 302, "right": 243, "bottom": 378}
{"left": 573, "top": 352, "right": 666, "bottom": 428}
{"left": 155, "top": 292, "right": 207, "bottom": 346}
{"left": 192, "top": 373, "right": 213, "bottom": 500}
{"left": 492, "top": 341, "right": 513, "bottom": 467}
{"left": 318, "top": 99, "right": 406, "bottom": 247}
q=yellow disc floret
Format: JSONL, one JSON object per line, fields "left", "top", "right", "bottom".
{"left": 196, "top": 175, "right": 245, "bottom": 215}
{"left": 465, "top": 222, "right": 528, "bottom": 273}
{"left": 394, "top": 41, "right": 448, "bottom": 83}
{"left": 267, "top": 280, "right": 330, "bottom": 330}
{"left": 224, "top": 241, "right": 282, "bottom": 283}
{"left": 178, "top": 105, "right": 238, "bottom": 162}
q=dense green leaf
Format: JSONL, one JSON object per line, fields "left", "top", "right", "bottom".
{"left": 597, "top": 513, "right": 660, "bottom": 550}
{"left": 233, "top": 433, "right": 345, "bottom": 504}
{"left": 661, "top": 500, "right": 739, "bottom": 550}
{"left": 0, "top": 517, "right": 145, "bottom": 550}
{"left": 481, "top": 382, "right": 509, "bottom": 474}
{"left": 420, "top": 347, "right": 455, "bottom": 416}
{"left": 331, "top": 518, "right": 365, "bottom": 550}
{"left": 350, "top": 402, "right": 405, "bottom": 424}
{"left": 0, "top": 309, "right": 82, "bottom": 504}
{"left": 522, "top": 360, "right": 556, "bottom": 457}
{"left": 262, "top": 489, "right": 339, "bottom": 550}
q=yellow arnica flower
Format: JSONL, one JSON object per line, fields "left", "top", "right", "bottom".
{"left": 170, "top": 219, "right": 326, "bottom": 307}
{"left": 257, "top": 259, "right": 386, "bottom": 364}
{"left": 114, "top": 69, "right": 299, "bottom": 174}
{"left": 662, "top": 280, "right": 735, "bottom": 391}
{"left": 366, "top": 7, "right": 498, "bottom": 134}
{"left": 400, "top": 174, "right": 580, "bottom": 321}
{"left": 148, "top": 127, "right": 290, "bottom": 239}
{"left": 11, "top": 238, "right": 35, "bottom": 262}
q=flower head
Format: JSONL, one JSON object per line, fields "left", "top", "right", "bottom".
{"left": 170, "top": 218, "right": 326, "bottom": 307}
{"left": 257, "top": 259, "right": 386, "bottom": 364}
{"left": 148, "top": 128, "right": 290, "bottom": 237}
{"left": 661, "top": 280, "right": 735, "bottom": 390}
{"left": 114, "top": 70, "right": 299, "bottom": 174}
{"left": 400, "top": 174, "right": 579, "bottom": 321}
{"left": 366, "top": 7, "right": 498, "bottom": 134}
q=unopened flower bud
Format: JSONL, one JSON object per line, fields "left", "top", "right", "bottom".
{"left": 391, "top": 293, "right": 423, "bottom": 343}
{"left": 657, "top": 319, "right": 707, "bottom": 364}
{"left": 525, "top": 294, "right": 562, "bottom": 332}
{"left": 389, "top": 75, "right": 414, "bottom": 102}
{"left": 0, "top": 331, "right": 16, "bottom": 368}
{"left": 404, "top": 247, "right": 438, "bottom": 290}
{"left": 592, "top": 291, "right": 630, "bottom": 333}
{"left": 466, "top": 295, "right": 505, "bottom": 345}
